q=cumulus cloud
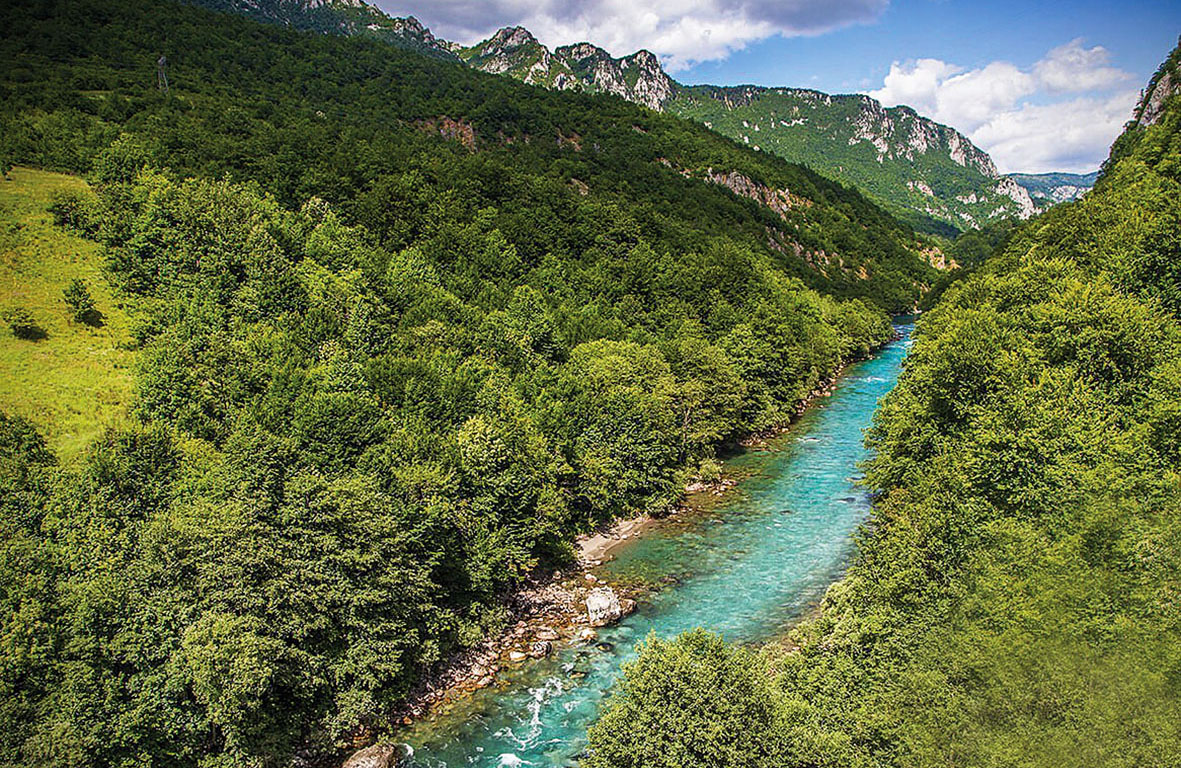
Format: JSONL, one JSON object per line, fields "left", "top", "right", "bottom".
{"left": 383, "top": 0, "right": 887, "bottom": 71}
{"left": 1034, "top": 38, "right": 1133, "bottom": 93}
{"left": 868, "top": 39, "right": 1138, "bottom": 173}
{"left": 971, "top": 90, "right": 1140, "bottom": 173}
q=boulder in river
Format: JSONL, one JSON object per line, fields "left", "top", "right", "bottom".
{"left": 529, "top": 640, "right": 553, "bottom": 658}
{"left": 586, "top": 587, "right": 623, "bottom": 627}
{"left": 341, "top": 743, "right": 412, "bottom": 768}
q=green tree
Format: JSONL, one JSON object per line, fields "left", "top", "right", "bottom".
{"left": 62, "top": 278, "right": 98, "bottom": 324}
{"left": 586, "top": 631, "right": 785, "bottom": 768}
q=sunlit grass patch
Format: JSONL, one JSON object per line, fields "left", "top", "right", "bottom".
{"left": 0, "top": 166, "right": 135, "bottom": 460}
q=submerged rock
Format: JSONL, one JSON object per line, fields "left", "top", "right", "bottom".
{"left": 586, "top": 587, "right": 623, "bottom": 627}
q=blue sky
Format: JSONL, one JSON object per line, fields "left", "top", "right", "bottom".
{"left": 386, "top": 0, "right": 1181, "bottom": 173}
{"left": 678, "top": 0, "right": 1180, "bottom": 96}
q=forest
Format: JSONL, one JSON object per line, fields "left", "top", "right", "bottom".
{"left": 588, "top": 41, "right": 1181, "bottom": 768}
{"left": 0, "top": 0, "right": 912, "bottom": 765}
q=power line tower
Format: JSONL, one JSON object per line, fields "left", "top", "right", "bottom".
{"left": 157, "top": 55, "right": 169, "bottom": 94}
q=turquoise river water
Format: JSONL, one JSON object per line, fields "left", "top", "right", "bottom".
{"left": 400, "top": 320, "right": 915, "bottom": 767}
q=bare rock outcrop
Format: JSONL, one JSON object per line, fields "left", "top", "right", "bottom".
{"left": 586, "top": 587, "right": 624, "bottom": 627}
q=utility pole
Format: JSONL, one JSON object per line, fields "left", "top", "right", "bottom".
{"left": 157, "top": 55, "right": 169, "bottom": 94}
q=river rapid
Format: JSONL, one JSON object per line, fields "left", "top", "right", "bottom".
{"left": 398, "top": 320, "right": 915, "bottom": 767}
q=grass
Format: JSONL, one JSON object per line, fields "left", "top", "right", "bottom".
{"left": 0, "top": 166, "right": 135, "bottom": 461}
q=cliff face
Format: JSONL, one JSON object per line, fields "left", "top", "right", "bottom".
{"left": 1135, "top": 41, "right": 1180, "bottom": 127}
{"left": 1007, "top": 172, "right": 1098, "bottom": 209}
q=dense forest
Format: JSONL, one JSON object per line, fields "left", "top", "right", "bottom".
{"left": 0, "top": 1, "right": 921, "bottom": 766}
{"left": 588, "top": 42, "right": 1181, "bottom": 768}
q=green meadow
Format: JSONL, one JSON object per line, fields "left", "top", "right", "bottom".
{"left": 0, "top": 167, "right": 134, "bottom": 459}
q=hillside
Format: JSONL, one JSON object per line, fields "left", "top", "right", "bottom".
{"left": 588, "top": 38, "right": 1181, "bottom": 768}
{"left": 182, "top": 0, "right": 461, "bottom": 60}
{"left": 171, "top": 0, "right": 1058, "bottom": 235}
{"left": 668, "top": 86, "right": 1038, "bottom": 234}
{"left": 0, "top": 168, "right": 135, "bottom": 459}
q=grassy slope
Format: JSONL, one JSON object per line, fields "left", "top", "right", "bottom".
{"left": 0, "top": 167, "right": 134, "bottom": 459}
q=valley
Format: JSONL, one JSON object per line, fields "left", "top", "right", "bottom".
{"left": 0, "top": 2, "right": 1178, "bottom": 768}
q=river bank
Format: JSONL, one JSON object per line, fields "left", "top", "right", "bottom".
{"left": 376, "top": 332, "right": 901, "bottom": 740}
{"left": 382, "top": 319, "right": 912, "bottom": 766}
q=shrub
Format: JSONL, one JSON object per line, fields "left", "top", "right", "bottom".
{"left": 6, "top": 307, "right": 45, "bottom": 340}
{"left": 63, "top": 278, "right": 100, "bottom": 325}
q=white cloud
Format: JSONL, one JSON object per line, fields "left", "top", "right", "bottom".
{"left": 971, "top": 90, "right": 1140, "bottom": 173}
{"left": 1033, "top": 38, "right": 1133, "bottom": 93}
{"left": 383, "top": 0, "right": 888, "bottom": 71}
{"left": 867, "top": 40, "right": 1139, "bottom": 173}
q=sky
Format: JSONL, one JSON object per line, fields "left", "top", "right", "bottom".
{"left": 377, "top": 0, "right": 1181, "bottom": 174}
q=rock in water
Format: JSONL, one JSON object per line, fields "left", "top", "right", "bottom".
{"left": 342, "top": 743, "right": 412, "bottom": 768}
{"left": 529, "top": 640, "right": 553, "bottom": 658}
{"left": 586, "top": 587, "right": 623, "bottom": 627}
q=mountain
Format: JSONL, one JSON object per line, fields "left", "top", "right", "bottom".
{"left": 176, "top": 0, "right": 1064, "bottom": 235}
{"left": 666, "top": 86, "right": 1038, "bottom": 234}
{"left": 459, "top": 27, "right": 676, "bottom": 111}
{"left": 181, "top": 0, "right": 460, "bottom": 60}
{"left": 1007, "top": 171, "right": 1098, "bottom": 208}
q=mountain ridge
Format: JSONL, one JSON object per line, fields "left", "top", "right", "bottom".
{"left": 177, "top": 0, "right": 1074, "bottom": 233}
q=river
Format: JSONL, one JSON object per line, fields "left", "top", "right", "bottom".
{"left": 399, "top": 320, "right": 915, "bottom": 767}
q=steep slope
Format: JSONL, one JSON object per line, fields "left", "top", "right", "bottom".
{"left": 1007, "top": 171, "right": 1097, "bottom": 209}
{"left": 171, "top": 0, "right": 1058, "bottom": 235}
{"left": 668, "top": 86, "right": 1037, "bottom": 234}
{"left": 0, "top": 168, "right": 136, "bottom": 459}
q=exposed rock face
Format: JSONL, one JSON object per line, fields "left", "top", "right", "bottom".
{"left": 462, "top": 30, "right": 675, "bottom": 110}
{"left": 1138, "top": 70, "right": 1177, "bottom": 127}
{"left": 414, "top": 117, "right": 477, "bottom": 151}
{"left": 703, "top": 169, "right": 810, "bottom": 220}
{"left": 341, "top": 743, "right": 412, "bottom": 768}
{"left": 586, "top": 587, "right": 623, "bottom": 627}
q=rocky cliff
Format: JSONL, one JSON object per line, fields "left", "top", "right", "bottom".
{"left": 1007, "top": 171, "right": 1098, "bottom": 209}
{"left": 1135, "top": 37, "right": 1180, "bottom": 127}
{"left": 460, "top": 28, "right": 675, "bottom": 111}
